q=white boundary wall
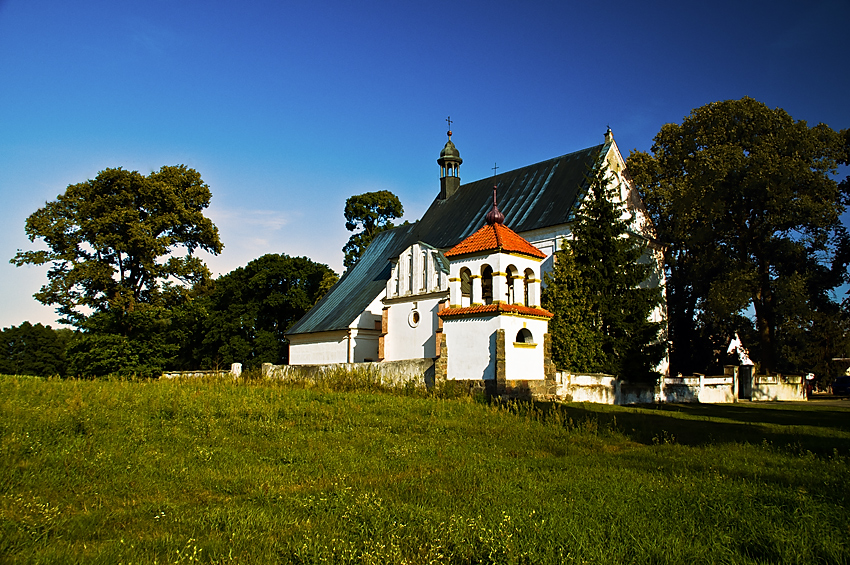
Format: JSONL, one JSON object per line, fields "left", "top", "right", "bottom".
{"left": 555, "top": 372, "right": 805, "bottom": 404}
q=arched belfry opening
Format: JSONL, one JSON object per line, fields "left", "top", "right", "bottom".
{"left": 481, "top": 265, "right": 493, "bottom": 305}
{"left": 506, "top": 265, "right": 519, "bottom": 305}
{"left": 524, "top": 268, "right": 534, "bottom": 307}
{"left": 460, "top": 267, "right": 472, "bottom": 307}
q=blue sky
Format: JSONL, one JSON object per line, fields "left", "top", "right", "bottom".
{"left": 1, "top": 0, "right": 848, "bottom": 329}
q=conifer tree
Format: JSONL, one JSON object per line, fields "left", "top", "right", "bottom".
{"left": 544, "top": 163, "right": 666, "bottom": 383}
{"left": 543, "top": 242, "right": 603, "bottom": 372}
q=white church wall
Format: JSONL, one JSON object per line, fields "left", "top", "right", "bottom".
{"left": 383, "top": 295, "right": 444, "bottom": 360}
{"left": 289, "top": 328, "right": 380, "bottom": 364}
{"left": 288, "top": 330, "right": 349, "bottom": 365}
{"left": 503, "top": 317, "right": 548, "bottom": 380}
{"left": 349, "top": 329, "right": 380, "bottom": 362}
{"left": 344, "top": 292, "right": 384, "bottom": 362}
{"left": 443, "top": 316, "right": 501, "bottom": 380}
{"left": 516, "top": 224, "right": 571, "bottom": 279}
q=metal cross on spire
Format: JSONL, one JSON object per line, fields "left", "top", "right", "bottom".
{"left": 492, "top": 162, "right": 499, "bottom": 176}
{"left": 446, "top": 116, "right": 452, "bottom": 130}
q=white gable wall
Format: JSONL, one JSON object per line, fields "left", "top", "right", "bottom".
{"left": 382, "top": 241, "right": 450, "bottom": 361}
{"left": 383, "top": 295, "right": 444, "bottom": 360}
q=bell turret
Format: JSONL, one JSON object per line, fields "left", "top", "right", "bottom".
{"left": 438, "top": 119, "right": 462, "bottom": 199}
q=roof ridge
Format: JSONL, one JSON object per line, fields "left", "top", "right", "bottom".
{"left": 494, "top": 223, "right": 504, "bottom": 249}
{"left": 463, "top": 143, "right": 606, "bottom": 189}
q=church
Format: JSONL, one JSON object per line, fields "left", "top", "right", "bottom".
{"left": 286, "top": 127, "right": 666, "bottom": 386}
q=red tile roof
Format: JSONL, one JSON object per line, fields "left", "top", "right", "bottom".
{"left": 438, "top": 303, "right": 553, "bottom": 319}
{"left": 443, "top": 222, "right": 546, "bottom": 259}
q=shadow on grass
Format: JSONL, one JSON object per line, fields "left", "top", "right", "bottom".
{"left": 655, "top": 401, "right": 850, "bottom": 431}
{"left": 533, "top": 401, "right": 850, "bottom": 457}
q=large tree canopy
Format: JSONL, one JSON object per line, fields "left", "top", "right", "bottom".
{"left": 342, "top": 190, "right": 403, "bottom": 270}
{"left": 199, "top": 254, "right": 338, "bottom": 368}
{"left": 627, "top": 97, "right": 848, "bottom": 375}
{"left": 12, "top": 165, "right": 223, "bottom": 326}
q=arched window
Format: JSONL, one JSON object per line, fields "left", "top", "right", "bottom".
{"left": 516, "top": 328, "right": 534, "bottom": 344}
{"left": 481, "top": 265, "right": 493, "bottom": 305}
{"left": 422, "top": 250, "right": 428, "bottom": 291}
{"left": 409, "top": 252, "right": 415, "bottom": 294}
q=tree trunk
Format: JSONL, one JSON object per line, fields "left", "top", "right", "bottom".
{"left": 753, "top": 265, "right": 775, "bottom": 373}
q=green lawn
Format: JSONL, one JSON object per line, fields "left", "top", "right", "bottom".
{"left": 1, "top": 375, "right": 848, "bottom": 564}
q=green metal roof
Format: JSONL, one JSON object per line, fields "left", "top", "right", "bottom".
{"left": 286, "top": 142, "right": 607, "bottom": 336}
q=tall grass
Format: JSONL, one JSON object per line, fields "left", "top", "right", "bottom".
{"left": 1, "top": 373, "right": 848, "bottom": 563}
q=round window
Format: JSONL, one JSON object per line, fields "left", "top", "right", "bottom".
{"left": 408, "top": 310, "right": 421, "bottom": 328}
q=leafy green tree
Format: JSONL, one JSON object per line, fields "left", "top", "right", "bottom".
{"left": 342, "top": 190, "right": 403, "bottom": 270}
{"left": 164, "top": 288, "right": 216, "bottom": 372}
{"left": 314, "top": 271, "right": 340, "bottom": 306}
{"left": 12, "top": 165, "right": 223, "bottom": 327}
{"left": 200, "top": 254, "right": 337, "bottom": 368}
{"left": 628, "top": 97, "right": 848, "bottom": 375}
{"left": 0, "top": 322, "right": 72, "bottom": 376}
{"left": 543, "top": 164, "right": 666, "bottom": 382}
{"left": 66, "top": 308, "right": 176, "bottom": 378}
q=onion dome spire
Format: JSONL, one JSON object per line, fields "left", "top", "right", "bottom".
{"left": 485, "top": 186, "right": 504, "bottom": 225}
{"left": 438, "top": 117, "right": 463, "bottom": 200}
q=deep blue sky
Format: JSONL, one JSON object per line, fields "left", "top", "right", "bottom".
{"left": 1, "top": 0, "right": 848, "bottom": 329}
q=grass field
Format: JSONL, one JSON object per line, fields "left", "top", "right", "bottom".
{"left": 1, "top": 374, "right": 849, "bottom": 564}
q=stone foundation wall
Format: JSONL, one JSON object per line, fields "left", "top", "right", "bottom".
{"left": 263, "top": 358, "right": 435, "bottom": 389}
{"left": 161, "top": 363, "right": 242, "bottom": 379}
{"left": 435, "top": 334, "right": 447, "bottom": 383}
